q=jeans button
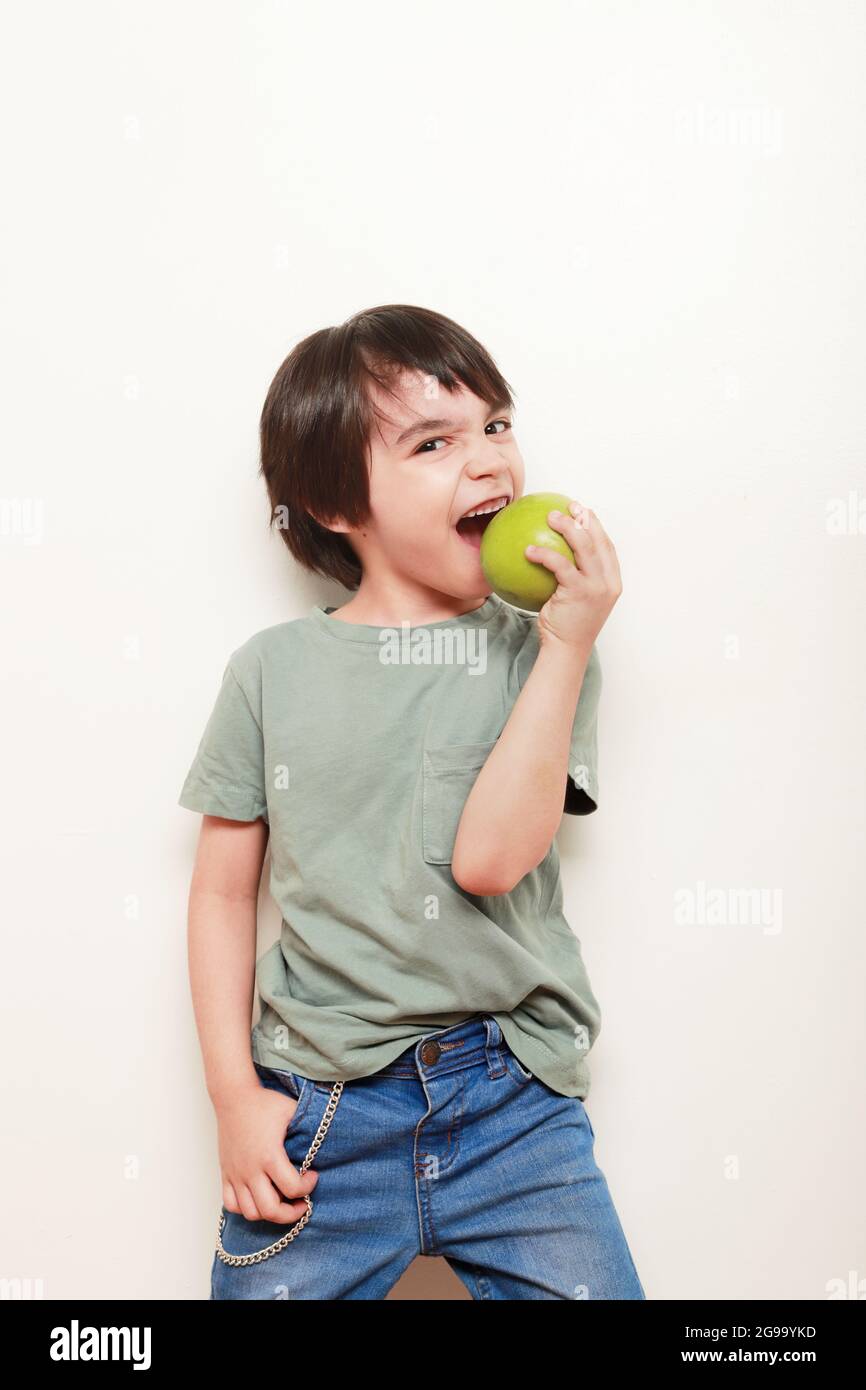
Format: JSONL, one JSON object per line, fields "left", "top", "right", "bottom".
{"left": 420, "top": 1040, "right": 441, "bottom": 1065}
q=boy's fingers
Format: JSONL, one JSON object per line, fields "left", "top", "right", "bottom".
{"left": 579, "top": 506, "right": 618, "bottom": 561}
{"left": 525, "top": 542, "right": 585, "bottom": 589}
{"left": 271, "top": 1150, "right": 319, "bottom": 1206}
{"left": 251, "top": 1170, "right": 312, "bottom": 1225}
{"left": 236, "top": 1181, "right": 263, "bottom": 1222}
{"left": 562, "top": 504, "right": 620, "bottom": 585}
{"left": 546, "top": 506, "right": 597, "bottom": 573}
{"left": 583, "top": 511, "right": 622, "bottom": 591}
{"left": 605, "top": 542, "right": 623, "bottom": 593}
{"left": 570, "top": 503, "right": 612, "bottom": 544}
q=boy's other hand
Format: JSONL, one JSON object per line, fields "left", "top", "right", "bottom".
{"left": 215, "top": 1081, "right": 319, "bottom": 1223}
{"left": 526, "top": 502, "right": 623, "bottom": 654}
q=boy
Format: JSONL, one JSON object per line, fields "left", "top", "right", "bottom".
{"left": 178, "top": 303, "right": 645, "bottom": 1300}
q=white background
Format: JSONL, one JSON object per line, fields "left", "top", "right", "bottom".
{"left": 2, "top": 0, "right": 864, "bottom": 1300}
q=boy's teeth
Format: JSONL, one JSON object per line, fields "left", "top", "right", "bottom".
{"left": 463, "top": 497, "right": 508, "bottom": 519}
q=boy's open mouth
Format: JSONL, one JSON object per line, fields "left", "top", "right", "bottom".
{"left": 454, "top": 495, "right": 510, "bottom": 550}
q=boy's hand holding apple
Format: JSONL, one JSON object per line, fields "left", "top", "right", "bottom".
{"left": 528, "top": 501, "right": 623, "bottom": 655}
{"left": 479, "top": 492, "right": 622, "bottom": 655}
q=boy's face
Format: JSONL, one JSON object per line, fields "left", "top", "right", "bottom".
{"left": 338, "top": 369, "right": 525, "bottom": 603}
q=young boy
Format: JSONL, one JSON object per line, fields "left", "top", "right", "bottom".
{"left": 178, "top": 303, "right": 645, "bottom": 1300}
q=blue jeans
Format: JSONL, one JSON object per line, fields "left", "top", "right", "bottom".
{"left": 211, "top": 1014, "right": 646, "bottom": 1300}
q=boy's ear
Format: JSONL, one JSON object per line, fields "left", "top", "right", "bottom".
{"left": 307, "top": 507, "right": 352, "bottom": 536}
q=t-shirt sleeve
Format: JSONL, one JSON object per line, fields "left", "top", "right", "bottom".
{"left": 563, "top": 642, "right": 602, "bottom": 816}
{"left": 177, "top": 657, "right": 269, "bottom": 824}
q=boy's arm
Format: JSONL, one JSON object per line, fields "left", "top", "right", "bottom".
{"left": 451, "top": 503, "right": 621, "bottom": 897}
{"left": 187, "top": 813, "right": 269, "bottom": 1106}
{"left": 451, "top": 641, "right": 591, "bottom": 895}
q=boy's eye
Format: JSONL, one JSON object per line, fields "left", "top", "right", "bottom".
{"left": 413, "top": 419, "right": 513, "bottom": 455}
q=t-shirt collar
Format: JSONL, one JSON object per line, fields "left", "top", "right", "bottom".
{"left": 308, "top": 593, "right": 504, "bottom": 642}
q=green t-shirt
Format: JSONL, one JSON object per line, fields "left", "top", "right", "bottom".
{"left": 177, "top": 593, "right": 604, "bottom": 1098}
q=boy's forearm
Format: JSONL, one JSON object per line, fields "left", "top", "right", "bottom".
{"left": 451, "top": 638, "right": 592, "bottom": 895}
{"left": 187, "top": 887, "right": 260, "bottom": 1107}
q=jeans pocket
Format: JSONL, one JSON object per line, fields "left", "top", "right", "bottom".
{"left": 504, "top": 1049, "right": 534, "bottom": 1085}
{"left": 254, "top": 1063, "right": 312, "bottom": 1138}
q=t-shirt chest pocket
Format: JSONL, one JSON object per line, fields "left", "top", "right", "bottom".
{"left": 421, "top": 739, "right": 499, "bottom": 864}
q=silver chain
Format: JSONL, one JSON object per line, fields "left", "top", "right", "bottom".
{"left": 215, "top": 1079, "right": 345, "bottom": 1267}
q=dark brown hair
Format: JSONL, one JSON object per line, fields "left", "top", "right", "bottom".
{"left": 259, "top": 303, "right": 517, "bottom": 590}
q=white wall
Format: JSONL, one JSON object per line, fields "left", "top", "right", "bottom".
{"left": 2, "top": 0, "right": 864, "bottom": 1300}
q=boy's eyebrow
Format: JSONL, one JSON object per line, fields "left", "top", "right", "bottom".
{"left": 391, "top": 396, "right": 512, "bottom": 447}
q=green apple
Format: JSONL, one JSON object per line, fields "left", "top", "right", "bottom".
{"left": 480, "top": 491, "right": 575, "bottom": 611}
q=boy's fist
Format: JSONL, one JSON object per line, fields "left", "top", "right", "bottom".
{"left": 526, "top": 502, "right": 622, "bottom": 653}
{"left": 216, "top": 1081, "right": 318, "bottom": 1224}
